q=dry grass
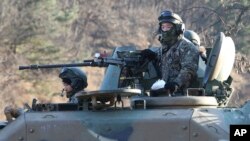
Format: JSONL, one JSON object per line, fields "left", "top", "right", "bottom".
{"left": 228, "top": 70, "right": 250, "bottom": 107}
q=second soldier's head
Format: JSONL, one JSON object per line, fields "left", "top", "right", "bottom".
{"left": 184, "top": 30, "right": 201, "bottom": 47}
{"left": 59, "top": 67, "right": 88, "bottom": 98}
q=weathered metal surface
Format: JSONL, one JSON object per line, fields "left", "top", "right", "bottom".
{"left": 1, "top": 101, "right": 249, "bottom": 141}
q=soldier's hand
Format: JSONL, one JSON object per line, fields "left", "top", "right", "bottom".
{"left": 141, "top": 49, "right": 157, "bottom": 60}
{"left": 164, "top": 82, "right": 179, "bottom": 93}
{"left": 150, "top": 88, "right": 167, "bottom": 97}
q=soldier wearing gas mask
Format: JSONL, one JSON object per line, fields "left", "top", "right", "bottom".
{"left": 142, "top": 10, "right": 199, "bottom": 95}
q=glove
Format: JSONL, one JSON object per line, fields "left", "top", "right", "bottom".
{"left": 141, "top": 49, "right": 157, "bottom": 60}
{"left": 164, "top": 82, "right": 179, "bottom": 94}
{"left": 150, "top": 88, "right": 167, "bottom": 97}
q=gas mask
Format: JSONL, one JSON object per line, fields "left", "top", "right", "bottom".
{"left": 159, "top": 27, "right": 178, "bottom": 46}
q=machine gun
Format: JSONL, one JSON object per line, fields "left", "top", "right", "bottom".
{"left": 19, "top": 51, "right": 145, "bottom": 70}
{"left": 18, "top": 47, "right": 160, "bottom": 111}
{"left": 19, "top": 48, "right": 159, "bottom": 91}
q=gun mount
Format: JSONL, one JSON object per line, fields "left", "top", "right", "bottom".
{"left": 0, "top": 34, "right": 249, "bottom": 141}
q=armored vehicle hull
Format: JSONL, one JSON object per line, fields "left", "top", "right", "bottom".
{"left": 1, "top": 97, "right": 250, "bottom": 141}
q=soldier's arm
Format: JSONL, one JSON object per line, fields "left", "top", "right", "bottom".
{"left": 174, "top": 42, "right": 199, "bottom": 88}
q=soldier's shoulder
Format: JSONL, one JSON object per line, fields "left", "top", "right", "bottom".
{"left": 179, "top": 38, "right": 198, "bottom": 51}
{"left": 180, "top": 38, "right": 195, "bottom": 47}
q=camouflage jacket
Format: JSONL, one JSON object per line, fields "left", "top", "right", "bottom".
{"left": 68, "top": 95, "right": 78, "bottom": 104}
{"left": 159, "top": 37, "right": 199, "bottom": 91}
{"left": 68, "top": 91, "right": 81, "bottom": 104}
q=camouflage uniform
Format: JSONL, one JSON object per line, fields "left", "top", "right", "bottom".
{"left": 149, "top": 10, "right": 200, "bottom": 94}
{"left": 160, "top": 37, "right": 199, "bottom": 93}
{"left": 68, "top": 90, "right": 85, "bottom": 104}
{"left": 68, "top": 94, "right": 79, "bottom": 104}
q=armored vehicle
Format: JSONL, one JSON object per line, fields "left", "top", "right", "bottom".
{"left": 0, "top": 32, "right": 249, "bottom": 141}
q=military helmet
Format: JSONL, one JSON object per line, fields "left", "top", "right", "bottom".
{"left": 158, "top": 10, "right": 183, "bottom": 24}
{"left": 59, "top": 67, "right": 88, "bottom": 92}
{"left": 184, "top": 30, "right": 201, "bottom": 46}
{"left": 158, "top": 10, "right": 185, "bottom": 34}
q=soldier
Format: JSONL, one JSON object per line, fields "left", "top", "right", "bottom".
{"left": 184, "top": 30, "right": 207, "bottom": 63}
{"left": 4, "top": 67, "right": 88, "bottom": 122}
{"left": 59, "top": 67, "right": 88, "bottom": 103}
{"left": 142, "top": 10, "right": 199, "bottom": 95}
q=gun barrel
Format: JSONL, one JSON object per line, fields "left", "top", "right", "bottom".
{"left": 19, "top": 62, "right": 94, "bottom": 70}
{"left": 19, "top": 56, "right": 143, "bottom": 70}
